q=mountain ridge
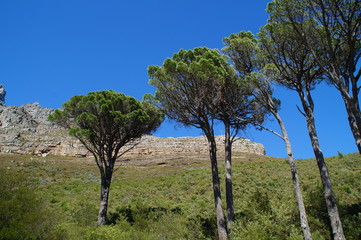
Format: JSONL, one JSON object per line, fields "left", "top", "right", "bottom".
{"left": 0, "top": 103, "right": 266, "bottom": 157}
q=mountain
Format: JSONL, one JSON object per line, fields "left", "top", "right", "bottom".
{"left": 0, "top": 103, "right": 265, "bottom": 157}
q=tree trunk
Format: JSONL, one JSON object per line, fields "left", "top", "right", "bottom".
{"left": 339, "top": 88, "right": 361, "bottom": 154}
{"left": 224, "top": 121, "right": 234, "bottom": 230}
{"left": 274, "top": 111, "right": 312, "bottom": 240}
{"left": 206, "top": 134, "right": 228, "bottom": 240}
{"left": 98, "top": 174, "right": 112, "bottom": 225}
{"left": 299, "top": 93, "right": 345, "bottom": 240}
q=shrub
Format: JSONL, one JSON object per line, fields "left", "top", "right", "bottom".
{"left": 0, "top": 169, "right": 59, "bottom": 240}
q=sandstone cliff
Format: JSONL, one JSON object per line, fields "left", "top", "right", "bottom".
{"left": 0, "top": 103, "right": 265, "bottom": 157}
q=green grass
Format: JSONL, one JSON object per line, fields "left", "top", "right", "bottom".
{"left": 0, "top": 152, "right": 360, "bottom": 239}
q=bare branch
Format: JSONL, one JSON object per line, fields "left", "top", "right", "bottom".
{"left": 296, "top": 104, "right": 306, "bottom": 117}
{"left": 256, "top": 123, "right": 285, "bottom": 141}
{"left": 236, "top": 116, "right": 284, "bottom": 140}
{"left": 116, "top": 141, "right": 141, "bottom": 159}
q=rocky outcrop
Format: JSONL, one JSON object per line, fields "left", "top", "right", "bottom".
{"left": 0, "top": 103, "right": 84, "bottom": 156}
{"left": 0, "top": 102, "right": 57, "bottom": 127}
{"left": 127, "top": 135, "right": 265, "bottom": 156}
{"left": 0, "top": 103, "right": 266, "bottom": 157}
{"left": 0, "top": 85, "right": 6, "bottom": 106}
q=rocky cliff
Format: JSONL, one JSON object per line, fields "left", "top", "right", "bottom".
{"left": 0, "top": 103, "right": 266, "bottom": 157}
{"left": 0, "top": 85, "right": 5, "bottom": 106}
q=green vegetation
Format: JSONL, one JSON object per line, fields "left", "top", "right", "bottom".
{"left": 0, "top": 152, "right": 359, "bottom": 239}
{"left": 149, "top": 47, "right": 238, "bottom": 239}
{"left": 0, "top": 1, "right": 359, "bottom": 239}
{"left": 49, "top": 90, "right": 163, "bottom": 225}
{"left": 223, "top": 30, "right": 312, "bottom": 239}
{"left": 266, "top": 0, "right": 361, "bottom": 154}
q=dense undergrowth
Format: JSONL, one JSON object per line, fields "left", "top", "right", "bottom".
{"left": 0, "top": 152, "right": 360, "bottom": 239}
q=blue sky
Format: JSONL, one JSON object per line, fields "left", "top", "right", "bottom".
{"left": 0, "top": 0, "right": 357, "bottom": 159}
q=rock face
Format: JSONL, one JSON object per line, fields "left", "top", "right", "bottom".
{"left": 0, "top": 103, "right": 266, "bottom": 157}
{"left": 127, "top": 135, "right": 265, "bottom": 156}
{"left": 0, "top": 103, "right": 85, "bottom": 156}
{"left": 0, "top": 85, "right": 5, "bottom": 106}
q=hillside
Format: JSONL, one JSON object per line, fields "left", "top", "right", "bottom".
{"left": 0, "top": 151, "right": 359, "bottom": 239}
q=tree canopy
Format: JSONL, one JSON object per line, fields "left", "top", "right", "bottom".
{"left": 49, "top": 90, "right": 164, "bottom": 225}
{"left": 148, "top": 47, "right": 234, "bottom": 129}
{"left": 223, "top": 29, "right": 313, "bottom": 240}
{"left": 49, "top": 90, "right": 163, "bottom": 159}
{"left": 266, "top": 0, "right": 361, "bottom": 153}
{"left": 149, "top": 47, "right": 235, "bottom": 240}
{"left": 260, "top": 3, "right": 346, "bottom": 238}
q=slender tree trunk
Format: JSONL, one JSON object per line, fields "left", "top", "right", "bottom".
{"left": 299, "top": 92, "right": 345, "bottom": 240}
{"left": 224, "top": 121, "right": 234, "bottom": 230}
{"left": 206, "top": 134, "right": 228, "bottom": 240}
{"left": 98, "top": 171, "right": 112, "bottom": 225}
{"left": 273, "top": 111, "right": 312, "bottom": 240}
{"left": 339, "top": 88, "right": 361, "bottom": 154}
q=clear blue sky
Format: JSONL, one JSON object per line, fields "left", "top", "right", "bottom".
{"left": 0, "top": 0, "right": 357, "bottom": 159}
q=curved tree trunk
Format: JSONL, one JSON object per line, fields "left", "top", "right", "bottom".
{"left": 273, "top": 111, "right": 312, "bottom": 240}
{"left": 206, "top": 133, "right": 228, "bottom": 240}
{"left": 299, "top": 90, "right": 345, "bottom": 240}
{"left": 224, "top": 121, "right": 234, "bottom": 231}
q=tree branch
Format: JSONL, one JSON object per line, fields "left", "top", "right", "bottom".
{"left": 255, "top": 123, "right": 285, "bottom": 141}
{"left": 236, "top": 116, "right": 284, "bottom": 140}
{"left": 296, "top": 104, "right": 306, "bottom": 117}
{"left": 116, "top": 141, "right": 141, "bottom": 159}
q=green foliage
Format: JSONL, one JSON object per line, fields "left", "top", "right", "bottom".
{"left": 148, "top": 47, "right": 236, "bottom": 128}
{"left": 222, "top": 31, "right": 263, "bottom": 77}
{"left": 49, "top": 90, "right": 164, "bottom": 158}
{"left": 259, "top": 21, "right": 322, "bottom": 90}
{"left": 48, "top": 90, "right": 164, "bottom": 225}
{"left": 222, "top": 30, "right": 279, "bottom": 124}
{"left": 0, "top": 152, "right": 360, "bottom": 239}
{"left": 338, "top": 151, "right": 344, "bottom": 159}
{"left": 0, "top": 169, "right": 60, "bottom": 240}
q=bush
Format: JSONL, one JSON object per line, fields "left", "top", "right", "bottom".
{"left": 0, "top": 169, "right": 59, "bottom": 240}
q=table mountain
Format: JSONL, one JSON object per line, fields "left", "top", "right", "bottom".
{"left": 0, "top": 103, "right": 265, "bottom": 157}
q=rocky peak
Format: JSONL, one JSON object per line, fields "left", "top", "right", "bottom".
{"left": 0, "top": 84, "right": 6, "bottom": 106}
{"left": 0, "top": 103, "right": 55, "bottom": 128}
{"left": 0, "top": 106, "right": 37, "bottom": 128}
{"left": 19, "top": 103, "right": 54, "bottom": 124}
